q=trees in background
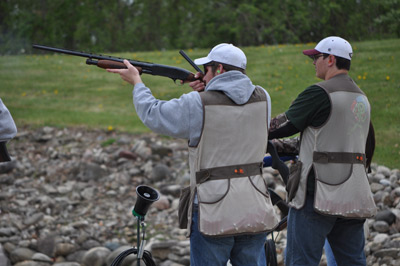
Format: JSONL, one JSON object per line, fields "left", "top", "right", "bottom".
{"left": 1, "top": 0, "right": 399, "bottom": 54}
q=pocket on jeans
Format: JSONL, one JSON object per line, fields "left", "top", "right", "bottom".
{"left": 286, "top": 161, "right": 302, "bottom": 202}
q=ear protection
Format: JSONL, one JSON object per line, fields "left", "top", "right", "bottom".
{"left": 217, "top": 70, "right": 221, "bottom": 74}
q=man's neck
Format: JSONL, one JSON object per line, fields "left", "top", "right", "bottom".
{"left": 325, "top": 69, "right": 348, "bottom": 80}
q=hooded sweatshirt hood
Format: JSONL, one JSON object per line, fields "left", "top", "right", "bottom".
{"left": 205, "top": 71, "right": 255, "bottom": 105}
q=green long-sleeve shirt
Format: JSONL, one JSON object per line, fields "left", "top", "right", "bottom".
{"left": 285, "top": 85, "right": 331, "bottom": 194}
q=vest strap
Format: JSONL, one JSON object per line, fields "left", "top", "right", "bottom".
{"left": 313, "top": 151, "right": 366, "bottom": 164}
{"left": 196, "top": 162, "right": 263, "bottom": 184}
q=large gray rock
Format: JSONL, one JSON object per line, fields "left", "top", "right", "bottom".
{"left": 10, "top": 247, "right": 35, "bottom": 264}
{"left": 0, "top": 244, "right": 11, "bottom": 266}
{"left": 82, "top": 247, "right": 111, "bottom": 266}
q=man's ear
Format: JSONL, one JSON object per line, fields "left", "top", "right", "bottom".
{"left": 328, "top": 55, "right": 336, "bottom": 67}
{"left": 217, "top": 64, "right": 224, "bottom": 74}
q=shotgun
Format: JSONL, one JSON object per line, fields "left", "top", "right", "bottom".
{"left": 179, "top": 50, "right": 204, "bottom": 75}
{"left": 32, "top": 44, "right": 198, "bottom": 83}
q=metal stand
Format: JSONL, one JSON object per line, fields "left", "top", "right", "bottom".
{"left": 110, "top": 186, "right": 158, "bottom": 266}
{"left": 136, "top": 216, "right": 145, "bottom": 266}
{"left": 137, "top": 216, "right": 141, "bottom": 266}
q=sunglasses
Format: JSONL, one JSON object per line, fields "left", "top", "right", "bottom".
{"left": 310, "top": 54, "right": 328, "bottom": 62}
{"left": 203, "top": 63, "right": 217, "bottom": 74}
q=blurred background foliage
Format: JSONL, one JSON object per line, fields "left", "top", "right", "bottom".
{"left": 1, "top": 0, "right": 399, "bottom": 54}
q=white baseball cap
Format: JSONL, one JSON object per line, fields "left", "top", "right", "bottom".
{"left": 303, "top": 36, "right": 353, "bottom": 60}
{"left": 194, "top": 43, "right": 247, "bottom": 69}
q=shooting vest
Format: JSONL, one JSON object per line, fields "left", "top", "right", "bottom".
{"left": 289, "top": 74, "right": 377, "bottom": 218}
{"left": 185, "top": 87, "right": 279, "bottom": 237}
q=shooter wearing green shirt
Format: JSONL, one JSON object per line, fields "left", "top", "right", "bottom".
{"left": 269, "top": 36, "right": 376, "bottom": 266}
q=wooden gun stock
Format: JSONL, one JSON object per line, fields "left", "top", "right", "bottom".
{"left": 86, "top": 59, "right": 144, "bottom": 74}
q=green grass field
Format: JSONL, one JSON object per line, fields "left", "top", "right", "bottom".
{"left": 1, "top": 39, "right": 399, "bottom": 169}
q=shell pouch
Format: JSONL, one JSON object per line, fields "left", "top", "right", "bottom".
{"left": 286, "top": 161, "right": 302, "bottom": 202}
{"left": 196, "top": 175, "right": 279, "bottom": 237}
{"left": 178, "top": 186, "right": 190, "bottom": 229}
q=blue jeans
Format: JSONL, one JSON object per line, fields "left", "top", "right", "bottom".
{"left": 285, "top": 194, "right": 366, "bottom": 266}
{"left": 190, "top": 206, "right": 267, "bottom": 266}
{"left": 324, "top": 239, "right": 337, "bottom": 266}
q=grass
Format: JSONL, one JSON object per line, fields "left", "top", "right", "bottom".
{"left": 1, "top": 39, "right": 399, "bottom": 169}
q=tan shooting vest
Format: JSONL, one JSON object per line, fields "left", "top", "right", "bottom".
{"left": 290, "top": 74, "right": 377, "bottom": 218}
{"left": 186, "top": 87, "right": 279, "bottom": 237}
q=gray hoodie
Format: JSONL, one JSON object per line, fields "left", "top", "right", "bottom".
{"left": 132, "top": 70, "right": 271, "bottom": 146}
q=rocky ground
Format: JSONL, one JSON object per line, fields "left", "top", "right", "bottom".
{"left": 0, "top": 126, "right": 399, "bottom": 266}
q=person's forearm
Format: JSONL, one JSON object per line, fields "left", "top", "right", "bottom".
{"left": 269, "top": 113, "right": 299, "bottom": 139}
{"left": 132, "top": 83, "right": 192, "bottom": 140}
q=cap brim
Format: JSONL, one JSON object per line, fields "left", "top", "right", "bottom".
{"left": 194, "top": 57, "right": 212, "bottom": 66}
{"left": 302, "top": 49, "right": 320, "bottom": 56}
